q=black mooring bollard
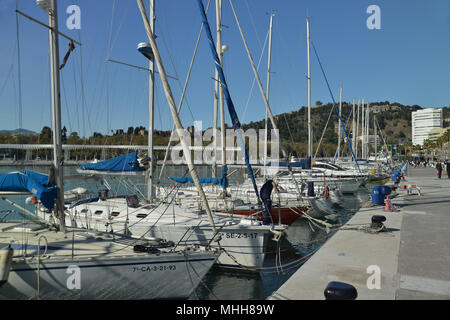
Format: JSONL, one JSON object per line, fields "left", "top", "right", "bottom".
{"left": 324, "top": 281, "right": 358, "bottom": 300}
{"left": 371, "top": 215, "right": 386, "bottom": 230}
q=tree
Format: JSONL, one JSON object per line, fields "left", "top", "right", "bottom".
{"left": 62, "top": 126, "right": 67, "bottom": 143}
{"left": 39, "top": 126, "right": 52, "bottom": 143}
{"left": 127, "top": 127, "right": 134, "bottom": 135}
{"left": 41, "top": 126, "right": 52, "bottom": 137}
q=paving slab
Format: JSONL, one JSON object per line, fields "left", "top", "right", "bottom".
{"left": 268, "top": 167, "right": 450, "bottom": 300}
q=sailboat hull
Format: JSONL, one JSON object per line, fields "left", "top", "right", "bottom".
{"left": 0, "top": 251, "right": 216, "bottom": 300}
{"left": 221, "top": 206, "right": 306, "bottom": 226}
{"left": 60, "top": 198, "right": 286, "bottom": 272}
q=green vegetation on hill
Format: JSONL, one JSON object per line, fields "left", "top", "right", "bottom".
{"left": 242, "top": 102, "right": 438, "bottom": 157}
{"left": 1, "top": 104, "right": 449, "bottom": 160}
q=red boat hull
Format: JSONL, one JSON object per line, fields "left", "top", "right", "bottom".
{"left": 223, "top": 206, "right": 307, "bottom": 226}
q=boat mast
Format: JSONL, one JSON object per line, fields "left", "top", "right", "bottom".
{"left": 264, "top": 13, "right": 274, "bottom": 169}
{"left": 352, "top": 98, "right": 356, "bottom": 159}
{"left": 47, "top": 0, "right": 65, "bottom": 233}
{"left": 356, "top": 99, "right": 360, "bottom": 158}
{"left": 212, "top": 0, "right": 220, "bottom": 176}
{"left": 307, "top": 18, "right": 312, "bottom": 160}
{"left": 137, "top": 0, "right": 218, "bottom": 235}
{"left": 374, "top": 113, "right": 377, "bottom": 161}
{"left": 361, "top": 98, "right": 365, "bottom": 159}
{"left": 366, "top": 102, "right": 369, "bottom": 159}
{"left": 228, "top": 0, "right": 301, "bottom": 195}
{"left": 147, "top": 0, "right": 155, "bottom": 203}
{"left": 216, "top": 0, "right": 226, "bottom": 171}
{"left": 337, "top": 85, "right": 342, "bottom": 159}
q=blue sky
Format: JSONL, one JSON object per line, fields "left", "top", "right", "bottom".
{"left": 1, "top": 0, "right": 450, "bottom": 137}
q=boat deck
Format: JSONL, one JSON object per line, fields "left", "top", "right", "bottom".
{"left": 0, "top": 222, "right": 204, "bottom": 261}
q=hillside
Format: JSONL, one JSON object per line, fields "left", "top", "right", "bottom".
{"left": 241, "top": 102, "right": 445, "bottom": 157}
{"left": 1, "top": 103, "right": 448, "bottom": 160}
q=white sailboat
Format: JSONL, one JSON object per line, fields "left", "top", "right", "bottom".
{"left": 39, "top": 0, "right": 287, "bottom": 272}
{"left": 0, "top": 221, "right": 218, "bottom": 300}
{"left": 0, "top": 0, "right": 218, "bottom": 300}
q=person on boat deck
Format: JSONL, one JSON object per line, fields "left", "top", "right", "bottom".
{"left": 259, "top": 179, "right": 280, "bottom": 225}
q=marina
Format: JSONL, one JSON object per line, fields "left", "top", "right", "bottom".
{"left": 1, "top": 0, "right": 449, "bottom": 305}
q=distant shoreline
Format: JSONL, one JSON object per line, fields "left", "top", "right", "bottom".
{"left": 0, "top": 160, "right": 86, "bottom": 166}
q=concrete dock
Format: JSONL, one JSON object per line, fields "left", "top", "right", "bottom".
{"left": 269, "top": 167, "right": 450, "bottom": 300}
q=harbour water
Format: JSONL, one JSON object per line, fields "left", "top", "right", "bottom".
{"left": 0, "top": 164, "right": 370, "bottom": 300}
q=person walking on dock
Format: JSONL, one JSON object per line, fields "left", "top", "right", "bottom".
{"left": 436, "top": 160, "right": 443, "bottom": 179}
{"left": 446, "top": 160, "right": 450, "bottom": 179}
{"left": 259, "top": 179, "right": 280, "bottom": 225}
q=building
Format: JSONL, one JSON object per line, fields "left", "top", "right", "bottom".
{"left": 443, "top": 117, "right": 450, "bottom": 128}
{"left": 412, "top": 108, "right": 443, "bottom": 146}
{"left": 357, "top": 135, "right": 381, "bottom": 146}
{"left": 428, "top": 128, "right": 447, "bottom": 141}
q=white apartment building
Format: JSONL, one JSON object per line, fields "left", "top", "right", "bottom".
{"left": 412, "top": 108, "right": 443, "bottom": 146}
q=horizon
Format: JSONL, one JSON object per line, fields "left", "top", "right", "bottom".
{"left": 1, "top": 0, "right": 450, "bottom": 137}
{"left": 2, "top": 101, "right": 442, "bottom": 137}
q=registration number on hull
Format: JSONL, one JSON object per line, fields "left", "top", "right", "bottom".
{"left": 223, "top": 232, "right": 258, "bottom": 239}
{"left": 132, "top": 265, "right": 177, "bottom": 272}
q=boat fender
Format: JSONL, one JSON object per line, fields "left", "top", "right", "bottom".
{"left": 324, "top": 281, "right": 358, "bottom": 300}
{"left": 371, "top": 215, "right": 386, "bottom": 231}
{"left": 270, "top": 229, "right": 284, "bottom": 242}
{"left": 0, "top": 246, "right": 14, "bottom": 288}
{"left": 323, "top": 186, "right": 330, "bottom": 199}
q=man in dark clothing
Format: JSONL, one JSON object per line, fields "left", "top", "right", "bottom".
{"left": 436, "top": 161, "right": 442, "bottom": 179}
{"left": 259, "top": 179, "right": 280, "bottom": 225}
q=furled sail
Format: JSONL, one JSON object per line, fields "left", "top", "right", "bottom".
{"left": 267, "top": 157, "right": 312, "bottom": 169}
{"left": 170, "top": 165, "right": 228, "bottom": 189}
{"left": 79, "top": 151, "right": 144, "bottom": 173}
{"left": 0, "top": 171, "right": 57, "bottom": 209}
{"left": 196, "top": 0, "right": 260, "bottom": 206}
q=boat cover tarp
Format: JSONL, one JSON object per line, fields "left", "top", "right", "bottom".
{"left": 170, "top": 165, "right": 228, "bottom": 189}
{"left": 69, "top": 197, "right": 99, "bottom": 209}
{"left": 267, "top": 157, "right": 311, "bottom": 169}
{"left": 0, "top": 171, "right": 57, "bottom": 209}
{"left": 79, "top": 151, "right": 143, "bottom": 172}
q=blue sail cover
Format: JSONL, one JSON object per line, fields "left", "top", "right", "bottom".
{"left": 79, "top": 151, "right": 143, "bottom": 172}
{"left": 170, "top": 165, "right": 228, "bottom": 189}
{"left": 196, "top": 0, "right": 261, "bottom": 205}
{"left": 267, "top": 157, "right": 311, "bottom": 169}
{"left": 0, "top": 171, "right": 57, "bottom": 209}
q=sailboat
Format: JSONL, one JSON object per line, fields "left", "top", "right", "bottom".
{"left": 0, "top": 0, "right": 218, "bottom": 300}
{"left": 34, "top": 0, "right": 287, "bottom": 272}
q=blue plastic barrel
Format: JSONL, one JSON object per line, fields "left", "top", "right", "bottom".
{"left": 381, "top": 185, "right": 392, "bottom": 197}
{"left": 372, "top": 186, "right": 384, "bottom": 205}
{"left": 391, "top": 172, "right": 399, "bottom": 183}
